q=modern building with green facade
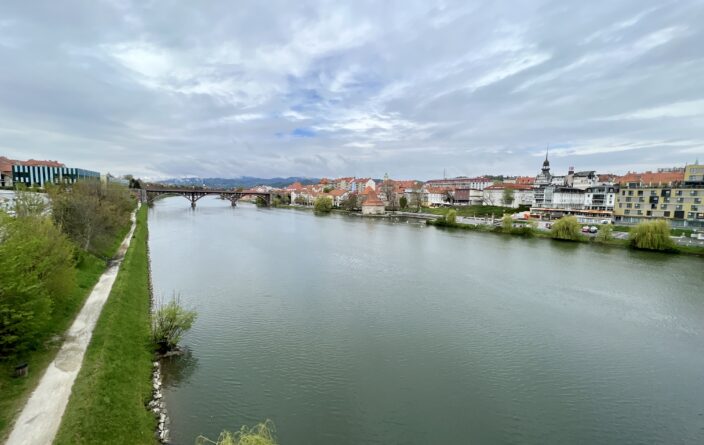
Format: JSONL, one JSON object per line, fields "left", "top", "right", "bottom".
{"left": 12, "top": 164, "right": 100, "bottom": 188}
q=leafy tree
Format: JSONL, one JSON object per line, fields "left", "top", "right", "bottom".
{"left": 13, "top": 185, "right": 48, "bottom": 217}
{"left": 445, "top": 209, "right": 457, "bottom": 224}
{"left": 399, "top": 195, "right": 408, "bottom": 209}
{"left": 501, "top": 214, "right": 513, "bottom": 233}
{"left": 550, "top": 216, "right": 582, "bottom": 241}
{"left": 255, "top": 196, "right": 268, "bottom": 207}
{"left": 323, "top": 186, "right": 333, "bottom": 193}
{"left": 294, "top": 195, "right": 308, "bottom": 205}
{"left": 595, "top": 225, "right": 614, "bottom": 243}
{"left": 314, "top": 196, "right": 333, "bottom": 213}
{"left": 152, "top": 295, "right": 197, "bottom": 353}
{"left": 0, "top": 214, "right": 76, "bottom": 357}
{"left": 502, "top": 188, "right": 515, "bottom": 207}
{"left": 48, "top": 181, "right": 133, "bottom": 256}
{"left": 340, "top": 193, "right": 358, "bottom": 211}
{"left": 629, "top": 220, "right": 675, "bottom": 251}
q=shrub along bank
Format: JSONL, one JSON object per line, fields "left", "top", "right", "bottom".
{"left": 54, "top": 205, "right": 155, "bottom": 445}
{"left": 0, "top": 184, "right": 134, "bottom": 441}
{"left": 428, "top": 215, "right": 702, "bottom": 256}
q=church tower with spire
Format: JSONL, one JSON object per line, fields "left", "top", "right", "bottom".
{"left": 536, "top": 146, "right": 552, "bottom": 186}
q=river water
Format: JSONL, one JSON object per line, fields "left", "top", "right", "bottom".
{"left": 148, "top": 196, "right": 704, "bottom": 445}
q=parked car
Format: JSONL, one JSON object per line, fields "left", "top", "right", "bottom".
{"left": 582, "top": 226, "right": 590, "bottom": 233}
{"left": 589, "top": 226, "right": 598, "bottom": 234}
{"left": 545, "top": 222, "right": 552, "bottom": 229}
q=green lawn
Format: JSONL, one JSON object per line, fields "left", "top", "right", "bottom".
{"left": 54, "top": 205, "right": 155, "bottom": 445}
{"left": 0, "top": 224, "right": 130, "bottom": 442}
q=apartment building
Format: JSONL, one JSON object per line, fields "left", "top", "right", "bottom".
{"left": 613, "top": 163, "right": 703, "bottom": 227}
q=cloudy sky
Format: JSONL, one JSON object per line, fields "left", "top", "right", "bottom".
{"left": 0, "top": 0, "right": 703, "bottom": 180}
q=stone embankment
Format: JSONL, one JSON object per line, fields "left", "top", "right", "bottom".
{"left": 145, "top": 224, "right": 171, "bottom": 444}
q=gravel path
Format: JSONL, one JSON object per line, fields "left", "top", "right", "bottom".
{"left": 5, "top": 207, "right": 138, "bottom": 445}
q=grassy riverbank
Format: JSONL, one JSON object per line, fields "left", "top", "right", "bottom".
{"left": 54, "top": 205, "right": 155, "bottom": 445}
{"left": 428, "top": 219, "right": 704, "bottom": 256}
{"left": 0, "top": 225, "right": 130, "bottom": 442}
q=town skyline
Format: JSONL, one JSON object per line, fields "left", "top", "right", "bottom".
{"left": 0, "top": 0, "right": 703, "bottom": 179}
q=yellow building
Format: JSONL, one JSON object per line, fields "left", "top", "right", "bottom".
{"left": 614, "top": 162, "right": 703, "bottom": 227}
{"left": 685, "top": 161, "right": 704, "bottom": 185}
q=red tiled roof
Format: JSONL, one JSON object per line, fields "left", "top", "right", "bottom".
{"left": 515, "top": 176, "right": 535, "bottom": 184}
{"left": 484, "top": 183, "right": 534, "bottom": 191}
{"left": 618, "top": 170, "right": 684, "bottom": 185}
{"left": 363, "top": 188, "right": 384, "bottom": 206}
{"left": 24, "top": 159, "right": 64, "bottom": 167}
{"left": 329, "top": 189, "right": 347, "bottom": 197}
{"left": 425, "top": 187, "right": 451, "bottom": 194}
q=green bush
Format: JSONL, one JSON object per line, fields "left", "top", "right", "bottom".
{"left": 595, "top": 225, "right": 614, "bottom": 243}
{"left": 629, "top": 220, "right": 675, "bottom": 251}
{"left": 0, "top": 214, "right": 76, "bottom": 357}
{"left": 399, "top": 195, "right": 408, "bottom": 209}
{"left": 550, "top": 216, "right": 582, "bottom": 241}
{"left": 152, "top": 295, "right": 197, "bottom": 353}
{"left": 313, "top": 196, "right": 333, "bottom": 213}
{"left": 340, "top": 194, "right": 358, "bottom": 211}
{"left": 501, "top": 214, "right": 513, "bottom": 233}
{"left": 197, "top": 420, "right": 277, "bottom": 445}
{"left": 445, "top": 209, "right": 457, "bottom": 224}
{"left": 48, "top": 182, "right": 133, "bottom": 257}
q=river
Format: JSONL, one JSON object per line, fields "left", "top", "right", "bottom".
{"left": 148, "top": 196, "right": 704, "bottom": 444}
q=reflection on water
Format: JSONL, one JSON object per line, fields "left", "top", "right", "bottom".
{"left": 161, "top": 348, "right": 199, "bottom": 390}
{"left": 149, "top": 197, "right": 704, "bottom": 445}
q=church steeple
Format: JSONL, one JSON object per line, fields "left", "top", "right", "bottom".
{"left": 542, "top": 146, "right": 550, "bottom": 171}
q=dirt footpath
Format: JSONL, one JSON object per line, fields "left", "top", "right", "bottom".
{"left": 5, "top": 208, "right": 138, "bottom": 445}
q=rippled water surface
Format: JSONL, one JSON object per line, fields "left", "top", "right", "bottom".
{"left": 149, "top": 197, "right": 704, "bottom": 444}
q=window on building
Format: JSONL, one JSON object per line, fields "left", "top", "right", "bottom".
{"left": 637, "top": 190, "right": 643, "bottom": 196}
{"left": 664, "top": 211, "right": 671, "bottom": 217}
{"left": 625, "top": 210, "right": 630, "bottom": 215}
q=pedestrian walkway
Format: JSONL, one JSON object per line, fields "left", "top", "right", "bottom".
{"left": 5, "top": 207, "right": 138, "bottom": 445}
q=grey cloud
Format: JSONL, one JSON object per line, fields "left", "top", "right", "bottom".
{"left": 0, "top": 0, "right": 702, "bottom": 180}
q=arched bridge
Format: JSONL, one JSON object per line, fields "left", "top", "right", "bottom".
{"left": 142, "top": 187, "right": 279, "bottom": 208}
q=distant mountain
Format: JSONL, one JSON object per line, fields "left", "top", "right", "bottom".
{"left": 157, "top": 176, "right": 320, "bottom": 189}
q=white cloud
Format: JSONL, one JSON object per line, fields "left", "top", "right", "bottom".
{"left": 597, "top": 99, "right": 704, "bottom": 121}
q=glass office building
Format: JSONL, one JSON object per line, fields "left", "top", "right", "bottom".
{"left": 12, "top": 164, "right": 100, "bottom": 188}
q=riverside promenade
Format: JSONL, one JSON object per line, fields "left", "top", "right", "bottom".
{"left": 5, "top": 206, "right": 139, "bottom": 445}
